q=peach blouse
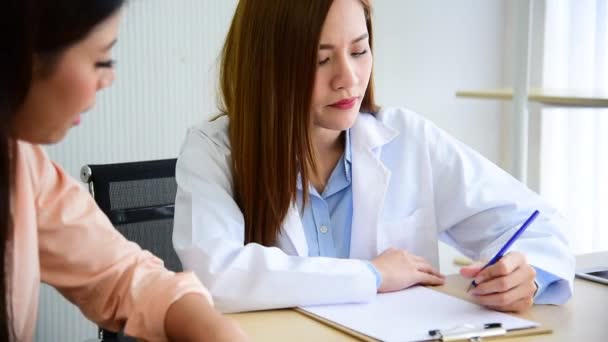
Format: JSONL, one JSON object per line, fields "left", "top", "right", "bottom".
{"left": 10, "top": 141, "right": 211, "bottom": 341}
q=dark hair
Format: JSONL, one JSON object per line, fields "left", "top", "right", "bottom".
{"left": 0, "top": 0, "right": 124, "bottom": 339}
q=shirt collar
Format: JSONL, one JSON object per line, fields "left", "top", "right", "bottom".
{"left": 296, "top": 129, "right": 352, "bottom": 192}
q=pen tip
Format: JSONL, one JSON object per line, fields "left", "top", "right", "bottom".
{"left": 466, "top": 282, "right": 476, "bottom": 293}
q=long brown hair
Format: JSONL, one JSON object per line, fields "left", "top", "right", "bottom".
{"left": 219, "top": 0, "right": 378, "bottom": 247}
{"left": 0, "top": 0, "right": 124, "bottom": 339}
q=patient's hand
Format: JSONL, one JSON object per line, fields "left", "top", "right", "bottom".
{"left": 371, "top": 248, "right": 445, "bottom": 293}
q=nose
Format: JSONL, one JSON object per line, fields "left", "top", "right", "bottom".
{"left": 331, "top": 54, "right": 358, "bottom": 91}
{"left": 97, "top": 69, "right": 115, "bottom": 91}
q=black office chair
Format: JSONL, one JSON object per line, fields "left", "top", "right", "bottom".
{"left": 80, "top": 158, "right": 181, "bottom": 342}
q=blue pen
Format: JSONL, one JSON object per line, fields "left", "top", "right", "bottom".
{"left": 467, "top": 210, "right": 540, "bottom": 292}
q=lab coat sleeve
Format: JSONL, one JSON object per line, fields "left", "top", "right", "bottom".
{"left": 422, "top": 117, "right": 574, "bottom": 304}
{"left": 173, "top": 127, "right": 377, "bottom": 313}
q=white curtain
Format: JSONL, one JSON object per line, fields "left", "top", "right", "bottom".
{"left": 540, "top": 0, "right": 608, "bottom": 253}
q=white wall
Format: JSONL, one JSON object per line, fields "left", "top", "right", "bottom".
{"left": 373, "top": 0, "right": 506, "bottom": 165}
{"left": 37, "top": 1, "right": 507, "bottom": 340}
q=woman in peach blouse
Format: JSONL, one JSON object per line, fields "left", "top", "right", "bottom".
{"left": 0, "top": 0, "right": 246, "bottom": 341}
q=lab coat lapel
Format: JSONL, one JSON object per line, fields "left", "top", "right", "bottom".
{"left": 278, "top": 205, "right": 309, "bottom": 256}
{"left": 349, "top": 114, "right": 399, "bottom": 260}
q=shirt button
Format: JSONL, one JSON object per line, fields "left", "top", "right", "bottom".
{"left": 319, "top": 225, "right": 329, "bottom": 234}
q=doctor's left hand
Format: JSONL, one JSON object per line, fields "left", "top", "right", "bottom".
{"left": 460, "top": 252, "right": 537, "bottom": 313}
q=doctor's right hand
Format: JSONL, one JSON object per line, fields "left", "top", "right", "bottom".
{"left": 371, "top": 248, "right": 445, "bottom": 293}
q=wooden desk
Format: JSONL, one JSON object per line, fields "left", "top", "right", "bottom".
{"left": 228, "top": 252, "right": 608, "bottom": 341}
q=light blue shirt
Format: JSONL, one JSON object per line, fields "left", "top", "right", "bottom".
{"left": 296, "top": 130, "right": 354, "bottom": 258}
{"left": 295, "top": 130, "right": 557, "bottom": 297}
{"left": 296, "top": 131, "right": 382, "bottom": 288}
{"left": 533, "top": 266, "right": 559, "bottom": 299}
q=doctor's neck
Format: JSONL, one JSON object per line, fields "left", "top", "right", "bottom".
{"left": 308, "top": 127, "right": 345, "bottom": 193}
{"left": 310, "top": 126, "right": 345, "bottom": 157}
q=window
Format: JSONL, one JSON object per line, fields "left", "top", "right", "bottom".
{"left": 540, "top": 0, "right": 608, "bottom": 253}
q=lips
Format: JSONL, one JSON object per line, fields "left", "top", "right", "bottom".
{"left": 329, "top": 97, "right": 358, "bottom": 110}
{"left": 73, "top": 112, "right": 85, "bottom": 125}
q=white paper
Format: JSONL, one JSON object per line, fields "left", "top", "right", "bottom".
{"left": 300, "top": 286, "right": 539, "bottom": 342}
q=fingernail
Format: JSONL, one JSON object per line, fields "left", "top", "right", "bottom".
{"left": 474, "top": 277, "right": 483, "bottom": 284}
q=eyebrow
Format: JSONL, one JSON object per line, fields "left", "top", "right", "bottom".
{"left": 319, "top": 33, "right": 369, "bottom": 50}
{"left": 102, "top": 39, "right": 118, "bottom": 52}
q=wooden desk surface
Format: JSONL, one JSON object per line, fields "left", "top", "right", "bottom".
{"left": 228, "top": 252, "right": 608, "bottom": 341}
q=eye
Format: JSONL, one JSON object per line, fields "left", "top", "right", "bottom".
{"left": 95, "top": 59, "right": 116, "bottom": 69}
{"left": 319, "top": 57, "right": 330, "bottom": 66}
{"left": 352, "top": 50, "right": 368, "bottom": 57}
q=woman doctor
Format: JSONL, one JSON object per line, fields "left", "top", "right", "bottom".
{"left": 174, "top": 0, "right": 574, "bottom": 314}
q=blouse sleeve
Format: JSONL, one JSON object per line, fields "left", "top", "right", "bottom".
{"left": 27, "top": 144, "right": 211, "bottom": 341}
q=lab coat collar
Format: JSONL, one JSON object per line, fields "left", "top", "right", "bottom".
{"left": 351, "top": 112, "right": 399, "bottom": 152}
{"left": 281, "top": 112, "right": 399, "bottom": 258}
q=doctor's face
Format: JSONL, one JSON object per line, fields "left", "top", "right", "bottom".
{"left": 310, "top": 0, "right": 373, "bottom": 132}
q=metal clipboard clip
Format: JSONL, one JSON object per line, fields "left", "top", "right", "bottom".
{"left": 428, "top": 323, "right": 507, "bottom": 341}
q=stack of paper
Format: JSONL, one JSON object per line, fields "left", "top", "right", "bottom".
{"left": 300, "top": 286, "right": 540, "bottom": 342}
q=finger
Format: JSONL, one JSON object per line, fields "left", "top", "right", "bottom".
{"left": 471, "top": 266, "right": 534, "bottom": 295}
{"left": 416, "top": 271, "right": 446, "bottom": 286}
{"left": 416, "top": 263, "right": 445, "bottom": 278}
{"left": 413, "top": 255, "right": 432, "bottom": 263}
{"left": 474, "top": 252, "right": 525, "bottom": 284}
{"left": 381, "top": 247, "right": 397, "bottom": 255}
{"left": 485, "top": 296, "right": 534, "bottom": 313}
{"left": 398, "top": 249, "right": 413, "bottom": 257}
{"left": 459, "top": 261, "right": 486, "bottom": 278}
{"left": 410, "top": 253, "right": 440, "bottom": 267}
{"left": 470, "top": 282, "right": 536, "bottom": 308}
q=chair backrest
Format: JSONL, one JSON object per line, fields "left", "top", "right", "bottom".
{"left": 80, "top": 158, "right": 180, "bottom": 341}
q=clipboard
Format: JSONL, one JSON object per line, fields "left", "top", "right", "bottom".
{"left": 296, "top": 308, "right": 552, "bottom": 341}
{"left": 297, "top": 286, "right": 552, "bottom": 342}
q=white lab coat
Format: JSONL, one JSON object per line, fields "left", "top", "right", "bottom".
{"left": 173, "top": 107, "right": 574, "bottom": 313}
